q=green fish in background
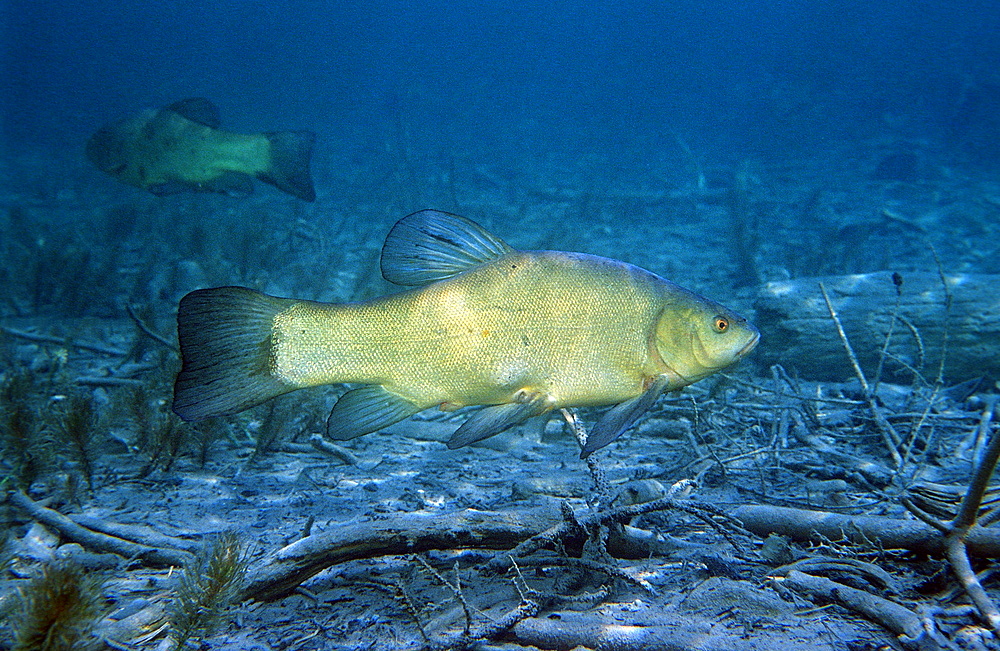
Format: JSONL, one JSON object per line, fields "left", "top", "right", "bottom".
{"left": 86, "top": 98, "right": 316, "bottom": 201}
{"left": 173, "top": 210, "right": 759, "bottom": 457}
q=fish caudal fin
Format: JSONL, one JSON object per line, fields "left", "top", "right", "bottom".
{"left": 260, "top": 131, "right": 316, "bottom": 201}
{"left": 173, "top": 287, "right": 296, "bottom": 421}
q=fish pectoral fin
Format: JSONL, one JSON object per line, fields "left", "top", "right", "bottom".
{"left": 381, "top": 209, "right": 513, "bottom": 286}
{"left": 326, "top": 385, "right": 423, "bottom": 441}
{"left": 580, "top": 375, "right": 671, "bottom": 459}
{"left": 447, "top": 393, "right": 551, "bottom": 449}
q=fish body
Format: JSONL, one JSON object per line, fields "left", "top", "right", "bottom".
{"left": 86, "top": 98, "right": 315, "bottom": 201}
{"left": 173, "top": 210, "right": 758, "bottom": 456}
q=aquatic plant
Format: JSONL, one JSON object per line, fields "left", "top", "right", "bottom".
{"left": 246, "top": 398, "right": 290, "bottom": 467}
{"left": 6, "top": 559, "right": 104, "bottom": 651}
{"left": 116, "top": 380, "right": 191, "bottom": 477}
{"left": 51, "top": 392, "right": 100, "bottom": 491}
{"left": 123, "top": 384, "right": 188, "bottom": 477}
{"left": 191, "top": 418, "right": 226, "bottom": 468}
{"left": 169, "top": 531, "right": 248, "bottom": 650}
{"left": 726, "top": 161, "right": 760, "bottom": 287}
{"left": 0, "top": 371, "right": 52, "bottom": 490}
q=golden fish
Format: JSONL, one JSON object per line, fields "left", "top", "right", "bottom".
{"left": 173, "top": 210, "right": 758, "bottom": 457}
{"left": 86, "top": 98, "right": 315, "bottom": 201}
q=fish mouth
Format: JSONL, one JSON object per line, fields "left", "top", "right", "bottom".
{"left": 737, "top": 331, "right": 761, "bottom": 358}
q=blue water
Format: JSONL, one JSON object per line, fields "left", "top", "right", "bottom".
{"left": 6, "top": 0, "right": 999, "bottom": 161}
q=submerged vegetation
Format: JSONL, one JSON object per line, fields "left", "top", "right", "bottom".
{"left": 169, "top": 531, "right": 248, "bottom": 650}
{"left": 5, "top": 560, "right": 104, "bottom": 651}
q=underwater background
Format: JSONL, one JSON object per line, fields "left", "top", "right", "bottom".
{"left": 5, "top": 1, "right": 1000, "bottom": 650}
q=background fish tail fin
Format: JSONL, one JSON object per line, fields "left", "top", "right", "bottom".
{"left": 173, "top": 287, "right": 295, "bottom": 421}
{"left": 260, "top": 130, "right": 316, "bottom": 201}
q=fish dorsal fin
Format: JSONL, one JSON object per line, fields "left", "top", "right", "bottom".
{"left": 381, "top": 209, "right": 513, "bottom": 286}
{"left": 166, "top": 98, "right": 222, "bottom": 128}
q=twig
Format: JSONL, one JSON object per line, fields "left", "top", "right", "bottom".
{"left": 306, "top": 433, "right": 360, "bottom": 465}
{"left": 75, "top": 376, "right": 146, "bottom": 388}
{"left": 126, "top": 304, "right": 178, "bottom": 351}
{"left": 0, "top": 326, "right": 127, "bottom": 356}
{"left": 819, "top": 282, "right": 903, "bottom": 469}
{"left": 511, "top": 555, "right": 655, "bottom": 594}
{"left": 413, "top": 555, "right": 475, "bottom": 636}
{"left": 872, "top": 272, "right": 905, "bottom": 392}
{"left": 943, "top": 426, "right": 1000, "bottom": 633}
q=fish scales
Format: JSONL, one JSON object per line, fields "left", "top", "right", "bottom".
{"left": 270, "top": 250, "right": 665, "bottom": 409}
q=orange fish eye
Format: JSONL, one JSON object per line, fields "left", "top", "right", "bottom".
{"left": 714, "top": 316, "right": 729, "bottom": 332}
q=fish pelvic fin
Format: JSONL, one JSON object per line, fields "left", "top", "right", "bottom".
{"left": 447, "top": 392, "right": 552, "bottom": 449}
{"left": 381, "top": 210, "right": 513, "bottom": 286}
{"left": 580, "top": 375, "right": 670, "bottom": 459}
{"left": 173, "top": 287, "right": 296, "bottom": 421}
{"left": 326, "top": 385, "right": 423, "bottom": 441}
{"left": 259, "top": 131, "right": 316, "bottom": 201}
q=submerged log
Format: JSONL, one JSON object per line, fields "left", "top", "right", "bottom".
{"left": 751, "top": 272, "right": 1000, "bottom": 383}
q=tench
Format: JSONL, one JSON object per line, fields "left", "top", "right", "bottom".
{"left": 173, "top": 210, "right": 759, "bottom": 457}
{"left": 86, "top": 98, "right": 316, "bottom": 201}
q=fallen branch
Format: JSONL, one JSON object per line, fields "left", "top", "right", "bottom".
{"left": 926, "top": 423, "right": 1000, "bottom": 633}
{"left": 68, "top": 513, "right": 201, "bottom": 553}
{"left": 240, "top": 492, "right": 750, "bottom": 604}
{"left": 7, "top": 490, "right": 194, "bottom": 568}
{"left": 732, "top": 503, "right": 1000, "bottom": 557}
{"left": 778, "top": 570, "right": 944, "bottom": 651}
{"left": 510, "top": 609, "right": 746, "bottom": 650}
{"left": 240, "top": 508, "right": 552, "bottom": 602}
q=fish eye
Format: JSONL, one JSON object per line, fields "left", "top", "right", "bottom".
{"left": 713, "top": 316, "right": 729, "bottom": 333}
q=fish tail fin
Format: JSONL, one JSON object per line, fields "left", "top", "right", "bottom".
{"left": 260, "top": 130, "right": 316, "bottom": 201}
{"left": 173, "top": 287, "right": 296, "bottom": 421}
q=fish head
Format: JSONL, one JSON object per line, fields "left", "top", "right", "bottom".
{"left": 652, "top": 298, "right": 759, "bottom": 388}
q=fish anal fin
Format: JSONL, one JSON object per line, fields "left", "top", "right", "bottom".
{"left": 381, "top": 210, "right": 513, "bottom": 286}
{"left": 200, "top": 171, "right": 255, "bottom": 197}
{"left": 167, "top": 98, "right": 222, "bottom": 129}
{"left": 580, "top": 375, "right": 670, "bottom": 458}
{"left": 326, "top": 385, "right": 423, "bottom": 441}
{"left": 447, "top": 391, "right": 552, "bottom": 449}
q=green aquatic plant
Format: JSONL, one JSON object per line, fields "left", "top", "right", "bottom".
{"left": 6, "top": 560, "right": 104, "bottom": 651}
{"left": 169, "top": 531, "right": 248, "bottom": 650}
